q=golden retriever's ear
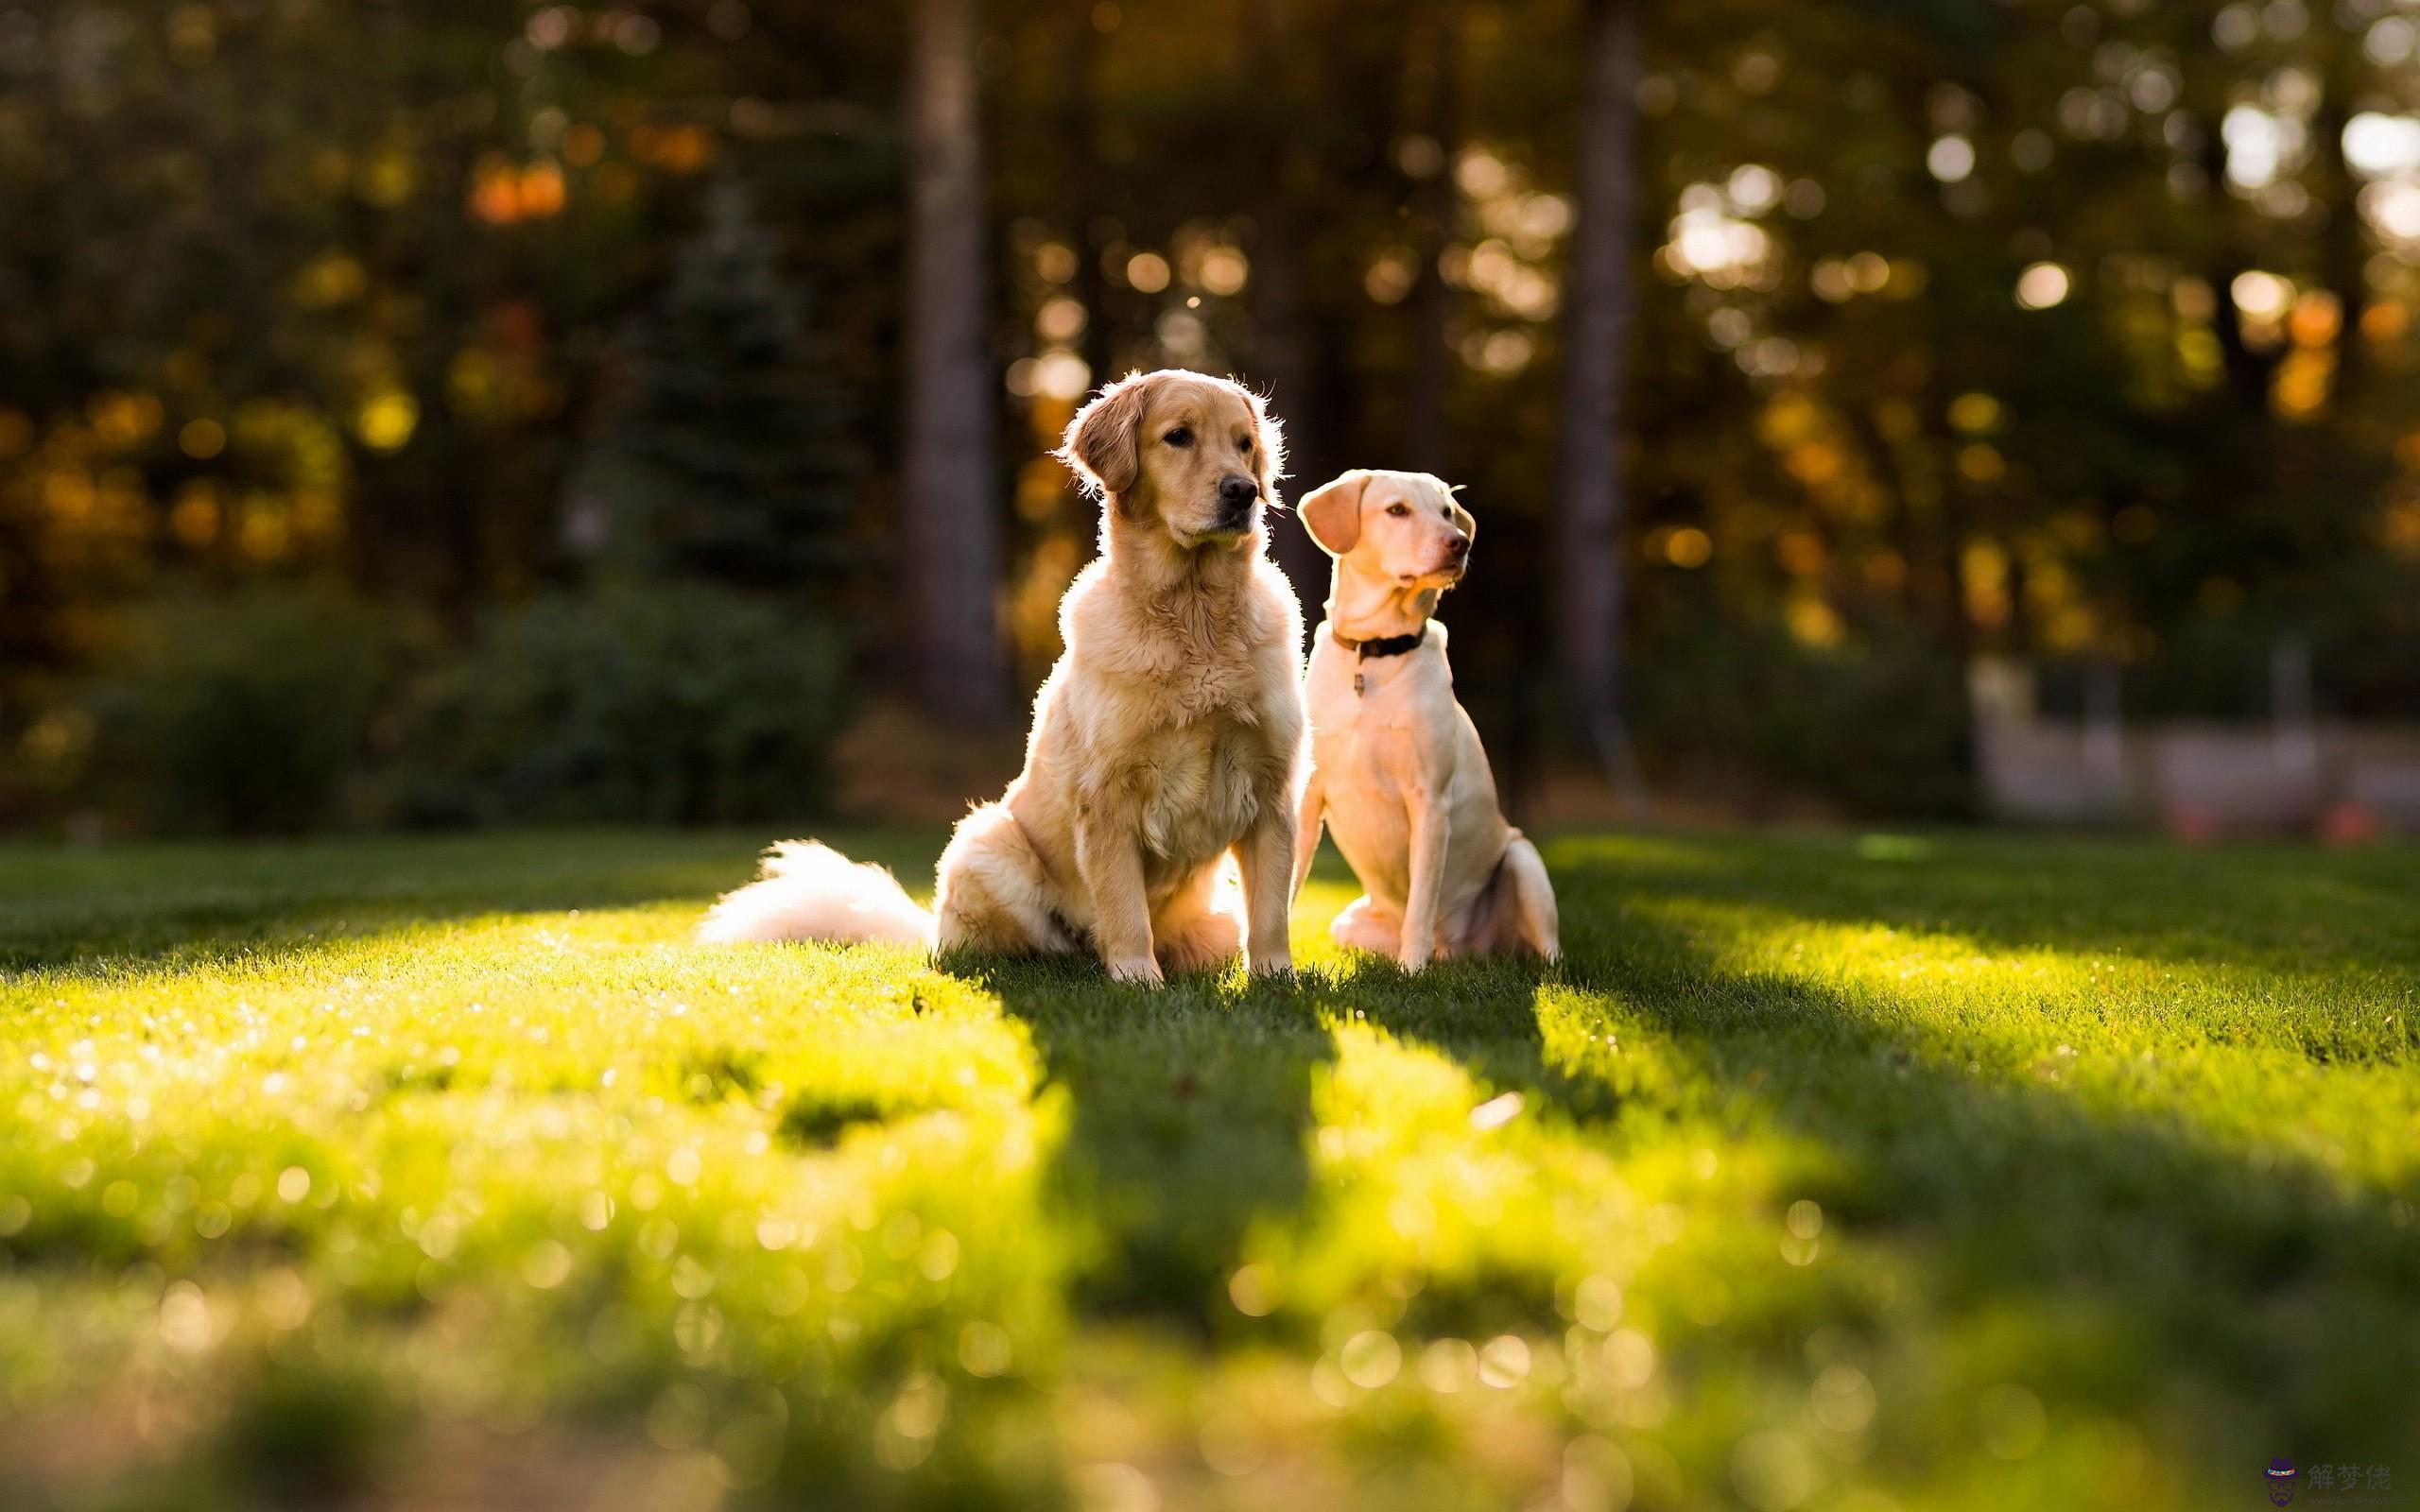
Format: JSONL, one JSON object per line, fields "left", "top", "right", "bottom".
{"left": 1249, "top": 389, "right": 1288, "bottom": 492}
{"left": 1447, "top": 496, "right": 1477, "bottom": 546}
{"left": 1300, "top": 471, "right": 1371, "bottom": 556}
{"left": 1057, "top": 372, "right": 1152, "bottom": 502}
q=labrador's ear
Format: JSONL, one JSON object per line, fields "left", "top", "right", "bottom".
{"left": 1057, "top": 372, "right": 1155, "bottom": 502}
{"left": 1300, "top": 470, "right": 1371, "bottom": 556}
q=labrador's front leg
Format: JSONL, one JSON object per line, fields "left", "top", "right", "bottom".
{"left": 1076, "top": 809, "right": 1162, "bottom": 986}
{"left": 1398, "top": 798, "right": 1448, "bottom": 972}
{"left": 1238, "top": 807, "right": 1298, "bottom": 977}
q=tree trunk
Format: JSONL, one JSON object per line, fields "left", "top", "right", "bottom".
{"left": 1403, "top": 1, "right": 1462, "bottom": 474}
{"left": 902, "top": 0, "right": 1011, "bottom": 725}
{"left": 1554, "top": 0, "right": 1646, "bottom": 796}
{"left": 1245, "top": 0, "right": 1332, "bottom": 625}
{"left": 2312, "top": 88, "right": 2369, "bottom": 399}
{"left": 1062, "top": 9, "right": 1115, "bottom": 388}
{"left": 2199, "top": 129, "right": 2281, "bottom": 415}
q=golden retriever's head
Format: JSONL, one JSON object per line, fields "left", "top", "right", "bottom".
{"left": 1058, "top": 370, "right": 1286, "bottom": 551}
{"left": 1300, "top": 469, "right": 1474, "bottom": 589}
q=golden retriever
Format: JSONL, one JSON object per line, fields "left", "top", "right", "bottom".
{"left": 1291, "top": 469, "right": 1558, "bottom": 969}
{"left": 700, "top": 370, "right": 1305, "bottom": 985}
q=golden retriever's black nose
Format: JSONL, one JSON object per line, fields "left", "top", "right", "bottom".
{"left": 1218, "top": 474, "right": 1258, "bottom": 519}
{"left": 1445, "top": 532, "right": 1470, "bottom": 558}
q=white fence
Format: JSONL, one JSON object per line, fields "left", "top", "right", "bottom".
{"left": 1969, "top": 659, "right": 2420, "bottom": 833}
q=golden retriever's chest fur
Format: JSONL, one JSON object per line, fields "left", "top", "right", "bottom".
{"left": 1118, "top": 580, "right": 1272, "bottom": 722}
{"left": 1126, "top": 722, "right": 1268, "bottom": 878}
{"left": 1053, "top": 554, "right": 1301, "bottom": 880}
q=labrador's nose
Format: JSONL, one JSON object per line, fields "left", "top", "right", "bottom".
{"left": 1218, "top": 474, "right": 1259, "bottom": 513}
{"left": 1445, "top": 532, "right": 1471, "bottom": 558}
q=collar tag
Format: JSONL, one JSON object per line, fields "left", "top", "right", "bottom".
{"left": 1338, "top": 625, "right": 1424, "bottom": 696}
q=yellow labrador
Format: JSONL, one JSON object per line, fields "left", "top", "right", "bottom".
{"left": 1292, "top": 469, "right": 1558, "bottom": 970}
{"left": 702, "top": 370, "right": 1305, "bottom": 985}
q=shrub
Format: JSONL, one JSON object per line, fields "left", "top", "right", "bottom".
{"left": 1634, "top": 608, "right": 1974, "bottom": 818}
{"left": 211, "top": 1358, "right": 408, "bottom": 1505}
{"left": 76, "top": 582, "right": 392, "bottom": 834}
{"left": 387, "top": 584, "right": 846, "bottom": 826}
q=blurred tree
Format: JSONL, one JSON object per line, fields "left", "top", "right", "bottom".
{"left": 570, "top": 180, "right": 856, "bottom": 593}
{"left": 1401, "top": 1, "right": 1466, "bottom": 476}
{"left": 901, "top": 0, "right": 1010, "bottom": 725}
{"left": 1053, "top": 5, "right": 1115, "bottom": 389}
{"left": 9, "top": 0, "right": 2420, "bottom": 827}
{"left": 1244, "top": 0, "right": 1340, "bottom": 609}
{"left": 1556, "top": 0, "right": 1649, "bottom": 793}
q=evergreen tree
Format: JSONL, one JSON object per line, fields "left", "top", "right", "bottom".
{"left": 573, "top": 179, "right": 856, "bottom": 593}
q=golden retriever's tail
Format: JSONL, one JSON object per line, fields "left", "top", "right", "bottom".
{"left": 696, "top": 841, "right": 937, "bottom": 948}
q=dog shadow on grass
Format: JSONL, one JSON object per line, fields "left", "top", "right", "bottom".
{"left": 1447, "top": 844, "right": 2415, "bottom": 1464}
{"left": 962, "top": 951, "right": 1343, "bottom": 1323}
{"left": 967, "top": 838, "right": 2420, "bottom": 1471}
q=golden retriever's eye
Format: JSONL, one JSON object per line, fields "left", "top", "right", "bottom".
{"left": 1163, "top": 426, "right": 1193, "bottom": 448}
{"left": 1236, "top": 433, "right": 1253, "bottom": 454}
{"left": 1386, "top": 502, "right": 1410, "bottom": 518}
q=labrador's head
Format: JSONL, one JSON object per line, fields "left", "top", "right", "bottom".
{"left": 1299, "top": 469, "right": 1474, "bottom": 588}
{"left": 1058, "top": 370, "right": 1285, "bottom": 550}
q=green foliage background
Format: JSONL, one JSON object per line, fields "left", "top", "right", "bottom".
{"left": 6, "top": 0, "right": 2420, "bottom": 828}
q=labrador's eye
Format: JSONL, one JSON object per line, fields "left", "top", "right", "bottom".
{"left": 1163, "top": 426, "right": 1194, "bottom": 448}
{"left": 1385, "top": 502, "right": 1411, "bottom": 517}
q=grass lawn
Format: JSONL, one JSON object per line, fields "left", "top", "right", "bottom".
{"left": 1, "top": 828, "right": 2415, "bottom": 1511}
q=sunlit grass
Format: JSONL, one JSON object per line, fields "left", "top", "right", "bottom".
{"left": 1, "top": 829, "right": 2413, "bottom": 1510}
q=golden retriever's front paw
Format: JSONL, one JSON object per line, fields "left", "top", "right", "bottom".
{"left": 1249, "top": 954, "right": 1295, "bottom": 980}
{"left": 1396, "top": 945, "right": 1433, "bottom": 973}
{"left": 1107, "top": 955, "right": 1166, "bottom": 987}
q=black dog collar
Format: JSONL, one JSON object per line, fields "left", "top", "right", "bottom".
{"left": 1335, "top": 627, "right": 1426, "bottom": 660}
{"left": 1336, "top": 626, "right": 1426, "bottom": 694}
